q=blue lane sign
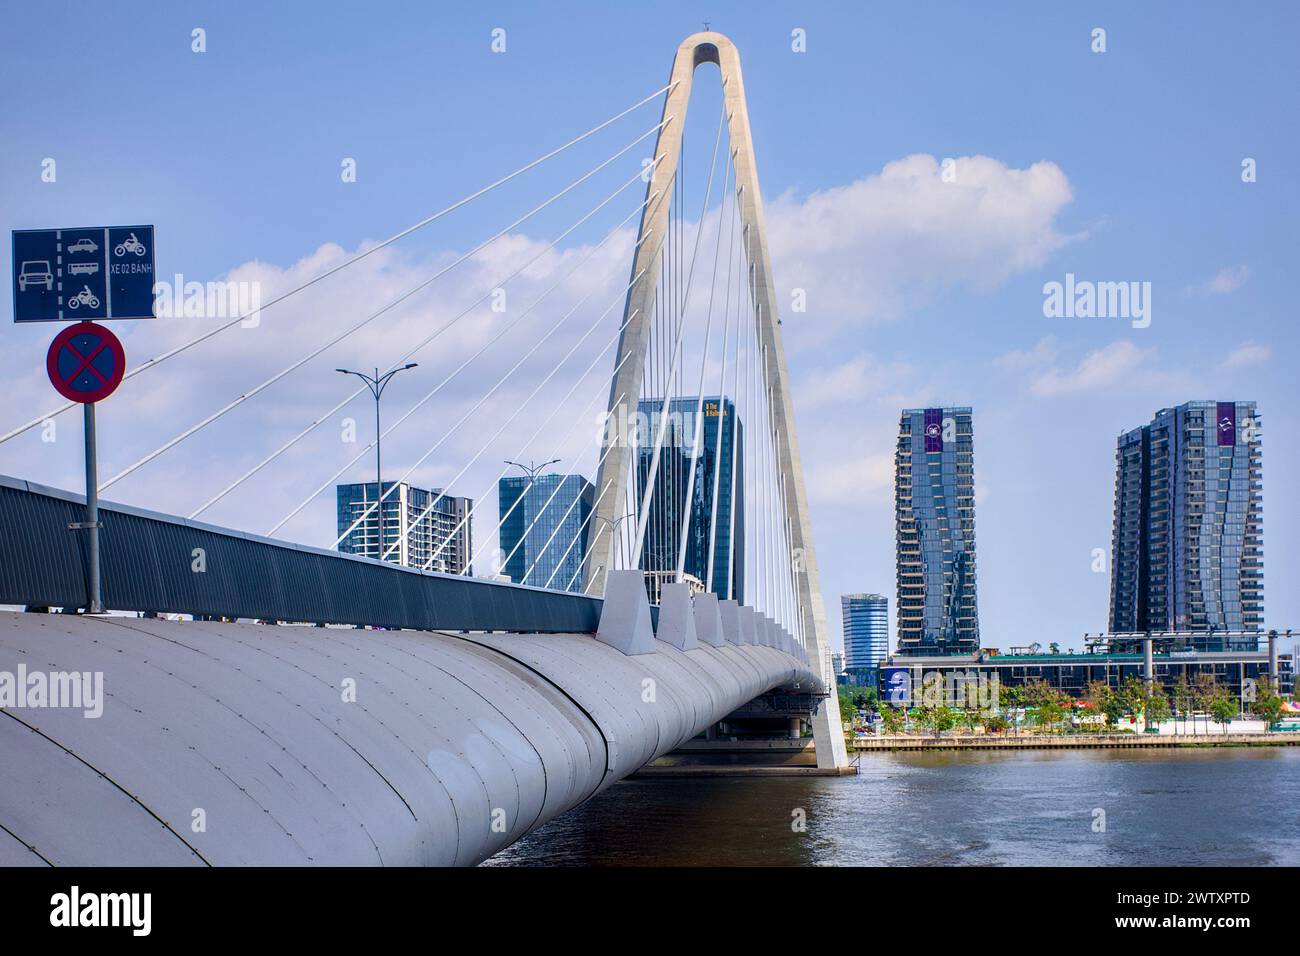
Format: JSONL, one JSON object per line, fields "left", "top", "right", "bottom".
{"left": 12, "top": 225, "right": 156, "bottom": 323}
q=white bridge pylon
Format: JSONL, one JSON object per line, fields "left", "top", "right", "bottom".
{"left": 585, "top": 32, "right": 847, "bottom": 769}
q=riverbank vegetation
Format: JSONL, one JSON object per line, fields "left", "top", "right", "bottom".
{"left": 841, "top": 673, "right": 1290, "bottom": 738}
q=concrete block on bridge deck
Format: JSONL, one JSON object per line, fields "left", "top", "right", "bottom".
{"left": 656, "top": 583, "right": 699, "bottom": 651}
{"left": 693, "top": 592, "right": 726, "bottom": 648}
{"left": 738, "top": 606, "right": 759, "bottom": 645}
{"left": 719, "top": 600, "right": 743, "bottom": 645}
{"left": 596, "top": 570, "right": 656, "bottom": 655}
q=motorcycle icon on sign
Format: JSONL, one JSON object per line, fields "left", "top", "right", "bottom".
{"left": 67, "top": 285, "right": 101, "bottom": 310}
{"left": 114, "top": 232, "right": 146, "bottom": 257}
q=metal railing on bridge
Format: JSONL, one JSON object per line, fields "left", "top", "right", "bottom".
{"left": 0, "top": 474, "right": 601, "bottom": 633}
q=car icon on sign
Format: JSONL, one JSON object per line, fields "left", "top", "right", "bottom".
{"left": 18, "top": 260, "right": 54, "bottom": 291}
{"left": 67, "top": 238, "right": 98, "bottom": 254}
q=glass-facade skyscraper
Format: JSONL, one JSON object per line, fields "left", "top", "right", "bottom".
{"left": 842, "top": 593, "right": 889, "bottom": 670}
{"left": 1109, "top": 400, "right": 1263, "bottom": 643}
{"left": 337, "top": 481, "right": 473, "bottom": 574}
{"left": 895, "top": 407, "right": 978, "bottom": 656}
{"left": 636, "top": 396, "right": 744, "bottom": 603}
{"left": 498, "top": 473, "right": 594, "bottom": 592}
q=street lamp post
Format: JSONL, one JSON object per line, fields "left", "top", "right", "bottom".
{"left": 503, "top": 459, "right": 562, "bottom": 482}
{"left": 337, "top": 363, "right": 418, "bottom": 562}
{"left": 502, "top": 459, "right": 561, "bottom": 575}
{"left": 592, "top": 510, "right": 637, "bottom": 588}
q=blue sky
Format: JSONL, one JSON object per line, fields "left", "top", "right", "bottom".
{"left": 2, "top": 1, "right": 1296, "bottom": 655}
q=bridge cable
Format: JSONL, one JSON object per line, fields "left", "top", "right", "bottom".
{"left": 334, "top": 264, "right": 651, "bottom": 550}
{"left": 631, "top": 98, "right": 726, "bottom": 576}
{"left": 419, "top": 315, "right": 638, "bottom": 569}
{"left": 267, "top": 194, "right": 661, "bottom": 538}
{"left": 390, "top": 278, "right": 646, "bottom": 565}
{"left": 101, "top": 120, "right": 671, "bottom": 493}
{"left": 673, "top": 131, "right": 732, "bottom": 583}
{"left": 0, "top": 83, "right": 678, "bottom": 448}
{"left": 545, "top": 477, "right": 616, "bottom": 589}
{"left": 273, "top": 209, "right": 659, "bottom": 540}
{"left": 188, "top": 159, "right": 662, "bottom": 518}
{"left": 704, "top": 176, "right": 741, "bottom": 595}
{"left": 504, "top": 382, "right": 635, "bottom": 582}
{"left": 448, "top": 382, "right": 630, "bottom": 576}
{"left": 494, "top": 394, "right": 628, "bottom": 584}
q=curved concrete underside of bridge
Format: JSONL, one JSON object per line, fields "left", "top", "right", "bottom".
{"left": 0, "top": 603, "right": 819, "bottom": 866}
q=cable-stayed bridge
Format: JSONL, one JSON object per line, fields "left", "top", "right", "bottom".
{"left": 0, "top": 32, "right": 848, "bottom": 866}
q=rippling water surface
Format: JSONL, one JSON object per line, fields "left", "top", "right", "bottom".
{"left": 484, "top": 748, "right": 1300, "bottom": 866}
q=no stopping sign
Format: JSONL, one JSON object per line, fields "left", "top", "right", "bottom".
{"left": 46, "top": 321, "right": 126, "bottom": 403}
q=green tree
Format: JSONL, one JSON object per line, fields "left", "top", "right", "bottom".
{"left": 1192, "top": 672, "right": 1221, "bottom": 713}
{"left": 1086, "top": 679, "right": 1120, "bottom": 728}
{"left": 915, "top": 705, "right": 958, "bottom": 738}
{"left": 1116, "top": 676, "right": 1148, "bottom": 725}
{"left": 1023, "top": 679, "right": 1057, "bottom": 708}
{"left": 1031, "top": 691, "right": 1067, "bottom": 735}
{"left": 931, "top": 705, "right": 958, "bottom": 737}
{"left": 1249, "top": 677, "right": 1284, "bottom": 728}
{"left": 1171, "top": 674, "right": 1193, "bottom": 734}
{"left": 838, "top": 685, "right": 867, "bottom": 720}
{"left": 881, "top": 706, "right": 906, "bottom": 735}
{"left": 1209, "top": 693, "right": 1238, "bottom": 730}
{"left": 982, "top": 712, "right": 1010, "bottom": 735}
{"left": 1145, "top": 692, "right": 1172, "bottom": 729}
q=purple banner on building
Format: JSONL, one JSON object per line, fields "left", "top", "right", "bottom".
{"left": 1216, "top": 401, "right": 1236, "bottom": 446}
{"left": 924, "top": 408, "right": 943, "bottom": 453}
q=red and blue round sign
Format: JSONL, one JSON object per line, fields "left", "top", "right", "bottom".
{"left": 46, "top": 321, "right": 126, "bottom": 404}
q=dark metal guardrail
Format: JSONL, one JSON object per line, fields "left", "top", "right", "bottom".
{"left": 0, "top": 475, "right": 602, "bottom": 633}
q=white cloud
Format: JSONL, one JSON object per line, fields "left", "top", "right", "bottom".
{"left": 1220, "top": 340, "right": 1270, "bottom": 369}
{"left": 806, "top": 453, "right": 894, "bottom": 504}
{"left": 795, "top": 354, "right": 916, "bottom": 410}
{"left": 1028, "top": 340, "right": 1152, "bottom": 397}
{"left": 767, "top": 154, "right": 1077, "bottom": 343}
{"left": 1188, "top": 265, "right": 1249, "bottom": 296}
{"left": 995, "top": 335, "right": 1062, "bottom": 371}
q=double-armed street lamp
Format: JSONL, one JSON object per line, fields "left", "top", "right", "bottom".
{"left": 503, "top": 460, "right": 561, "bottom": 571}
{"left": 503, "top": 458, "right": 561, "bottom": 482}
{"left": 336, "top": 363, "right": 419, "bottom": 560}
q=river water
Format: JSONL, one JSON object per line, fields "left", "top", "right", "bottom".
{"left": 483, "top": 748, "right": 1300, "bottom": 866}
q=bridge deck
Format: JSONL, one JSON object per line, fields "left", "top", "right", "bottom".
{"left": 0, "top": 611, "right": 815, "bottom": 866}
